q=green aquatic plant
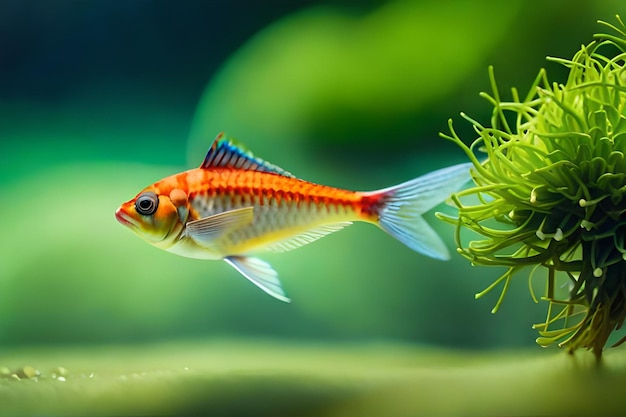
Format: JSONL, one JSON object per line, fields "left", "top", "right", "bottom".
{"left": 439, "top": 16, "right": 626, "bottom": 359}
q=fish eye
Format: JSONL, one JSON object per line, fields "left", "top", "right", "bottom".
{"left": 135, "top": 192, "right": 159, "bottom": 215}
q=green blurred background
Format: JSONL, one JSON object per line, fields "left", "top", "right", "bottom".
{"left": 1, "top": 0, "right": 624, "bottom": 352}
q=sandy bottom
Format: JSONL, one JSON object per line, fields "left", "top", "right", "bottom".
{"left": 1, "top": 340, "right": 624, "bottom": 416}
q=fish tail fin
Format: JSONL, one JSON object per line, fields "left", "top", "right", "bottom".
{"left": 363, "top": 162, "right": 473, "bottom": 260}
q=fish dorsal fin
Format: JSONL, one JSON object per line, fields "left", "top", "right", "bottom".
{"left": 200, "top": 133, "right": 295, "bottom": 178}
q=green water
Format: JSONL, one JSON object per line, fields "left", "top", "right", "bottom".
{"left": 1, "top": 1, "right": 624, "bottom": 415}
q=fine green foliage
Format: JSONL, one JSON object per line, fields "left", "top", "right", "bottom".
{"left": 439, "top": 16, "right": 626, "bottom": 358}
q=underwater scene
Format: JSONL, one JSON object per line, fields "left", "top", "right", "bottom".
{"left": 2, "top": 1, "right": 626, "bottom": 415}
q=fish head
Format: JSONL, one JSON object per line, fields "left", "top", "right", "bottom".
{"left": 115, "top": 187, "right": 187, "bottom": 248}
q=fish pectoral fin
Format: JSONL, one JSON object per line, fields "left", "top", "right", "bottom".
{"left": 265, "top": 222, "right": 353, "bottom": 253}
{"left": 185, "top": 207, "right": 254, "bottom": 246}
{"left": 224, "top": 256, "right": 291, "bottom": 303}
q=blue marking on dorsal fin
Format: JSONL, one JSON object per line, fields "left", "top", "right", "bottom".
{"left": 200, "top": 133, "right": 295, "bottom": 178}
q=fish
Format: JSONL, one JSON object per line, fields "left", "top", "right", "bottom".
{"left": 115, "top": 133, "right": 472, "bottom": 302}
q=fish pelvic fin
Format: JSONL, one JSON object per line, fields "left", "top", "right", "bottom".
{"left": 364, "top": 162, "right": 473, "bottom": 260}
{"left": 224, "top": 256, "right": 291, "bottom": 303}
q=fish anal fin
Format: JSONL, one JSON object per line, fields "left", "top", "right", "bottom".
{"left": 186, "top": 207, "right": 254, "bottom": 246}
{"left": 265, "top": 222, "right": 353, "bottom": 253}
{"left": 200, "top": 133, "right": 295, "bottom": 178}
{"left": 224, "top": 256, "right": 290, "bottom": 302}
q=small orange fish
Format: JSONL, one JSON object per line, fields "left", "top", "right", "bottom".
{"left": 115, "top": 133, "right": 471, "bottom": 302}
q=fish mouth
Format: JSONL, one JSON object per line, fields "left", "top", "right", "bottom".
{"left": 115, "top": 207, "right": 136, "bottom": 228}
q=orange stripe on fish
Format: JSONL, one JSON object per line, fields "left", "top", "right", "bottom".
{"left": 115, "top": 133, "right": 472, "bottom": 302}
